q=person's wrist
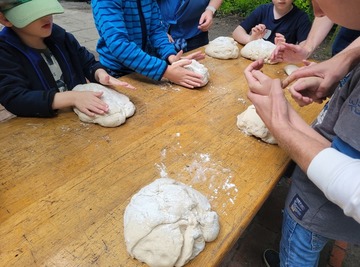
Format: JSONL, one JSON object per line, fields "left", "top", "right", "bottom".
{"left": 205, "top": 5, "right": 216, "bottom": 15}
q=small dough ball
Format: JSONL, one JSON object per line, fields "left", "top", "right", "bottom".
{"left": 237, "top": 105, "right": 277, "bottom": 144}
{"left": 72, "top": 83, "right": 135, "bottom": 127}
{"left": 240, "top": 39, "right": 276, "bottom": 64}
{"left": 177, "top": 59, "right": 210, "bottom": 87}
{"left": 124, "top": 178, "right": 220, "bottom": 267}
{"left": 205, "top": 36, "right": 239, "bottom": 59}
{"left": 284, "top": 64, "right": 299, "bottom": 76}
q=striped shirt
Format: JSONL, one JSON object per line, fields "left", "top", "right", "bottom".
{"left": 92, "top": 0, "right": 177, "bottom": 80}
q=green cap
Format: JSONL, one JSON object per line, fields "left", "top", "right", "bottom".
{"left": 1, "top": 0, "right": 64, "bottom": 28}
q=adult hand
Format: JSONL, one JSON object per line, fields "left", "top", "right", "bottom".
{"left": 198, "top": 9, "right": 214, "bottom": 32}
{"left": 244, "top": 61, "right": 291, "bottom": 134}
{"left": 243, "top": 59, "right": 273, "bottom": 95}
{"left": 270, "top": 43, "right": 310, "bottom": 64}
{"left": 282, "top": 56, "right": 348, "bottom": 100}
{"left": 95, "top": 69, "right": 136, "bottom": 89}
{"left": 164, "top": 59, "right": 203, "bottom": 88}
{"left": 288, "top": 76, "right": 326, "bottom": 106}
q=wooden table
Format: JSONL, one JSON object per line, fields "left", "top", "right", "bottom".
{"left": 0, "top": 50, "right": 324, "bottom": 266}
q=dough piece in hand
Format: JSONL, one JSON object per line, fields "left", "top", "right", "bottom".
{"left": 237, "top": 105, "right": 277, "bottom": 144}
{"left": 72, "top": 83, "right": 135, "bottom": 127}
{"left": 176, "top": 59, "right": 210, "bottom": 87}
{"left": 240, "top": 39, "right": 276, "bottom": 64}
{"left": 124, "top": 178, "right": 220, "bottom": 267}
{"left": 205, "top": 36, "right": 239, "bottom": 59}
{"left": 284, "top": 64, "right": 299, "bottom": 76}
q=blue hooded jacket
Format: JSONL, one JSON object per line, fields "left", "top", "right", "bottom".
{"left": 0, "top": 24, "right": 103, "bottom": 117}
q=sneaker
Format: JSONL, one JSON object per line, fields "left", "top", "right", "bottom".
{"left": 263, "top": 249, "right": 280, "bottom": 267}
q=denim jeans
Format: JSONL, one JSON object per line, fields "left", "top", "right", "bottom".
{"left": 279, "top": 209, "right": 330, "bottom": 267}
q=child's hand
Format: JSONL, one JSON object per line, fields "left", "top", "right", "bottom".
{"left": 181, "top": 51, "right": 206, "bottom": 61}
{"left": 274, "top": 33, "right": 286, "bottom": 45}
{"left": 95, "top": 69, "right": 136, "bottom": 90}
{"left": 250, "top": 24, "right": 267, "bottom": 41}
{"left": 73, "top": 91, "right": 109, "bottom": 117}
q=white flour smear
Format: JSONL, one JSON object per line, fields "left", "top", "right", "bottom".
{"left": 155, "top": 134, "right": 239, "bottom": 214}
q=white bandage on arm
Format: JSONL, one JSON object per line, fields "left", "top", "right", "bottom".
{"left": 307, "top": 148, "right": 360, "bottom": 223}
{"left": 205, "top": 5, "right": 216, "bottom": 15}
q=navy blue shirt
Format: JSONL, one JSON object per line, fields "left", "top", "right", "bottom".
{"left": 240, "top": 3, "right": 311, "bottom": 44}
{"left": 332, "top": 27, "right": 360, "bottom": 56}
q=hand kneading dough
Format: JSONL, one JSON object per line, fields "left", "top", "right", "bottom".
{"left": 240, "top": 39, "right": 276, "bottom": 64}
{"left": 177, "top": 59, "right": 210, "bottom": 87}
{"left": 205, "top": 36, "right": 239, "bottom": 59}
{"left": 237, "top": 105, "right": 277, "bottom": 144}
{"left": 124, "top": 178, "right": 220, "bottom": 267}
{"left": 72, "top": 83, "right": 135, "bottom": 127}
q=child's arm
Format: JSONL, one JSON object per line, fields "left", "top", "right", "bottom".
{"left": 52, "top": 91, "right": 108, "bottom": 117}
{"left": 233, "top": 24, "right": 266, "bottom": 45}
{"left": 94, "top": 69, "right": 135, "bottom": 90}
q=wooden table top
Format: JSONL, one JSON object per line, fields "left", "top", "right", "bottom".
{"left": 0, "top": 49, "right": 324, "bottom": 266}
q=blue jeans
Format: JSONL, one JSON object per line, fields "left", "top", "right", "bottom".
{"left": 279, "top": 209, "right": 330, "bottom": 267}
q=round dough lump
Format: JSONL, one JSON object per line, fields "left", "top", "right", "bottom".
{"left": 124, "top": 178, "right": 220, "bottom": 267}
{"left": 237, "top": 105, "right": 277, "bottom": 144}
{"left": 72, "top": 83, "right": 135, "bottom": 127}
{"left": 205, "top": 36, "right": 239, "bottom": 59}
{"left": 240, "top": 39, "right": 276, "bottom": 64}
{"left": 178, "top": 59, "right": 210, "bottom": 87}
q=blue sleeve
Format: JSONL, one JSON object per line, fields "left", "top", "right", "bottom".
{"left": 92, "top": 0, "right": 173, "bottom": 81}
{"left": 148, "top": 1, "right": 177, "bottom": 61}
{"left": 0, "top": 46, "right": 57, "bottom": 117}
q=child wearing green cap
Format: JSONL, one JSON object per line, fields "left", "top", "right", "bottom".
{"left": 0, "top": 0, "right": 134, "bottom": 118}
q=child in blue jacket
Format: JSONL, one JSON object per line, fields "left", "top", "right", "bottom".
{"left": 0, "top": 0, "right": 133, "bottom": 118}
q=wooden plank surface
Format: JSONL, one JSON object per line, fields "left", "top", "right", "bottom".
{"left": 0, "top": 48, "right": 324, "bottom": 267}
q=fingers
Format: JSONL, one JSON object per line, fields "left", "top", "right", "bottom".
{"left": 274, "top": 33, "right": 286, "bottom": 45}
{"left": 172, "top": 58, "right": 192, "bottom": 67}
{"left": 182, "top": 51, "right": 205, "bottom": 61}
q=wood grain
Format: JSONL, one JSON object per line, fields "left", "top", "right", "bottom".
{"left": 0, "top": 48, "right": 324, "bottom": 267}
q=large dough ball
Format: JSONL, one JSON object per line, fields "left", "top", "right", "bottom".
{"left": 237, "top": 105, "right": 277, "bottom": 144}
{"left": 240, "top": 39, "right": 276, "bottom": 64}
{"left": 205, "top": 36, "right": 239, "bottom": 59}
{"left": 124, "top": 178, "right": 220, "bottom": 267}
{"left": 72, "top": 83, "right": 135, "bottom": 127}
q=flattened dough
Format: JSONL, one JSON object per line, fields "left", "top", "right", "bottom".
{"left": 240, "top": 39, "right": 276, "bottom": 64}
{"left": 124, "top": 178, "right": 220, "bottom": 267}
{"left": 284, "top": 64, "right": 299, "bottom": 76}
{"left": 237, "top": 105, "right": 277, "bottom": 144}
{"left": 205, "top": 36, "right": 239, "bottom": 59}
{"left": 72, "top": 83, "right": 135, "bottom": 127}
